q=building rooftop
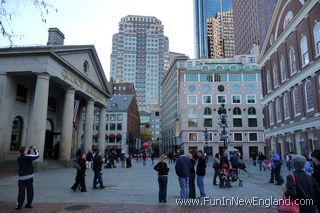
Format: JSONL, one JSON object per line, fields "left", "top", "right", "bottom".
{"left": 106, "top": 95, "right": 134, "bottom": 112}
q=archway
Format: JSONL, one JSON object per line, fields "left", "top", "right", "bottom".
{"left": 44, "top": 119, "right": 55, "bottom": 159}
{"left": 10, "top": 116, "right": 23, "bottom": 151}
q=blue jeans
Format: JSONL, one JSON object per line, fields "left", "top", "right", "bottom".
{"left": 197, "top": 175, "right": 206, "bottom": 197}
{"left": 158, "top": 175, "right": 168, "bottom": 202}
{"left": 178, "top": 177, "right": 189, "bottom": 199}
{"left": 93, "top": 171, "right": 103, "bottom": 188}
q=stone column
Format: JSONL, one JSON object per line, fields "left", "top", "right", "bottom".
{"left": 98, "top": 107, "right": 107, "bottom": 152}
{"left": 76, "top": 107, "right": 84, "bottom": 151}
{"left": 29, "top": 73, "right": 50, "bottom": 161}
{"left": 59, "top": 88, "right": 75, "bottom": 160}
{"left": 0, "top": 73, "right": 11, "bottom": 160}
{"left": 84, "top": 99, "right": 94, "bottom": 154}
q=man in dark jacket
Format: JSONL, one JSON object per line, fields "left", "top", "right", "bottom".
{"left": 311, "top": 149, "right": 320, "bottom": 212}
{"left": 71, "top": 153, "right": 87, "bottom": 192}
{"left": 16, "top": 145, "right": 39, "bottom": 209}
{"left": 175, "top": 149, "right": 192, "bottom": 199}
{"left": 196, "top": 150, "right": 206, "bottom": 197}
{"left": 92, "top": 150, "right": 105, "bottom": 189}
{"left": 284, "top": 155, "right": 320, "bottom": 213}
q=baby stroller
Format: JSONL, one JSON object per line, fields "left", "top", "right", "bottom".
{"left": 229, "top": 168, "right": 243, "bottom": 187}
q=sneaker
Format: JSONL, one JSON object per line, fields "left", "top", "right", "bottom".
{"left": 24, "top": 205, "right": 33, "bottom": 208}
{"left": 15, "top": 206, "right": 21, "bottom": 210}
{"left": 100, "top": 186, "right": 106, "bottom": 189}
{"left": 81, "top": 189, "right": 87, "bottom": 192}
{"left": 71, "top": 187, "right": 76, "bottom": 192}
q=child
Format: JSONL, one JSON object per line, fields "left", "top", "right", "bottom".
{"left": 220, "top": 163, "right": 230, "bottom": 188}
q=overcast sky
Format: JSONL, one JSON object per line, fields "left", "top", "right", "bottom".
{"left": 0, "top": 0, "right": 194, "bottom": 79}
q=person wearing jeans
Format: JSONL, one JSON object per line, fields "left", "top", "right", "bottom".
{"left": 196, "top": 150, "right": 206, "bottom": 197}
{"left": 154, "top": 154, "right": 169, "bottom": 203}
{"left": 175, "top": 149, "right": 192, "bottom": 199}
{"left": 16, "top": 145, "right": 40, "bottom": 209}
{"left": 92, "top": 150, "right": 105, "bottom": 189}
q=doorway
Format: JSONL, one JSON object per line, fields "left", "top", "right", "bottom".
{"left": 44, "top": 119, "right": 54, "bottom": 159}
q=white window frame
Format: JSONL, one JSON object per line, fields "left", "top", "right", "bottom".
{"left": 202, "top": 95, "right": 212, "bottom": 104}
{"left": 217, "top": 95, "right": 227, "bottom": 104}
{"left": 284, "top": 94, "right": 290, "bottom": 120}
{"left": 231, "top": 94, "right": 241, "bottom": 104}
{"left": 305, "top": 80, "right": 314, "bottom": 112}
{"left": 266, "top": 70, "right": 271, "bottom": 93}
{"left": 273, "top": 63, "right": 279, "bottom": 88}
{"left": 248, "top": 132, "right": 258, "bottom": 142}
{"left": 233, "top": 132, "right": 243, "bottom": 142}
{"left": 187, "top": 95, "right": 197, "bottom": 105}
{"left": 276, "top": 98, "right": 282, "bottom": 123}
{"left": 300, "top": 35, "right": 309, "bottom": 67}
{"left": 280, "top": 57, "right": 287, "bottom": 83}
{"left": 269, "top": 103, "right": 274, "bottom": 125}
{"left": 293, "top": 87, "right": 301, "bottom": 116}
{"left": 188, "top": 132, "right": 198, "bottom": 142}
{"left": 290, "top": 47, "right": 297, "bottom": 75}
{"left": 246, "top": 94, "right": 256, "bottom": 104}
{"left": 314, "top": 22, "right": 320, "bottom": 57}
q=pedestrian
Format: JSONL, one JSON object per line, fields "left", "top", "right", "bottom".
{"left": 86, "top": 150, "right": 93, "bottom": 169}
{"left": 151, "top": 152, "right": 155, "bottom": 165}
{"left": 16, "top": 145, "right": 40, "bottom": 209}
{"left": 71, "top": 153, "right": 87, "bottom": 192}
{"left": 92, "top": 150, "right": 105, "bottom": 189}
{"left": 120, "top": 153, "right": 126, "bottom": 168}
{"left": 53, "top": 141, "right": 60, "bottom": 160}
{"left": 270, "top": 151, "right": 284, "bottom": 185}
{"left": 168, "top": 152, "right": 173, "bottom": 164}
{"left": 175, "top": 149, "right": 192, "bottom": 199}
{"left": 142, "top": 152, "right": 147, "bottom": 166}
{"left": 283, "top": 155, "right": 320, "bottom": 213}
{"left": 285, "top": 152, "right": 292, "bottom": 171}
{"left": 196, "top": 150, "right": 206, "bottom": 198}
{"left": 126, "top": 154, "right": 132, "bottom": 168}
{"left": 153, "top": 154, "right": 169, "bottom": 203}
{"left": 187, "top": 152, "right": 196, "bottom": 199}
{"left": 213, "top": 153, "right": 220, "bottom": 186}
{"left": 258, "top": 152, "right": 266, "bottom": 171}
{"left": 311, "top": 150, "right": 320, "bottom": 186}
{"left": 219, "top": 148, "right": 231, "bottom": 188}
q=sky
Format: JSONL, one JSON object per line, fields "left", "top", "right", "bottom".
{"left": 0, "top": 0, "right": 194, "bottom": 79}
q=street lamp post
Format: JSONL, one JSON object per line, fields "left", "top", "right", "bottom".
{"left": 218, "top": 104, "right": 228, "bottom": 149}
{"left": 203, "top": 127, "right": 209, "bottom": 154}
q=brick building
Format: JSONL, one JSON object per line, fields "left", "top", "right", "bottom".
{"left": 258, "top": 0, "right": 320, "bottom": 158}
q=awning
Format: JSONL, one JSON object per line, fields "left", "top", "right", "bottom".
{"left": 109, "top": 134, "right": 115, "bottom": 139}
{"left": 116, "top": 134, "right": 122, "bottom": 139}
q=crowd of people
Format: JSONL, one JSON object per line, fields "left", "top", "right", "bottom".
{"left": 15, "top": 144, "right": 320, "bottom": 212}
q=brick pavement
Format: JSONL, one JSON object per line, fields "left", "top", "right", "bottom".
{"left": 0, "top": 159, "right": 286, "bottom": 212}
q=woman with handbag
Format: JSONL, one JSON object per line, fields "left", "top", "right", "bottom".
{"left": 213, "top": 153, "right": 220, "bottom": 186}
{"left": 280, "top": 155, "right": 320, "bottom": 213}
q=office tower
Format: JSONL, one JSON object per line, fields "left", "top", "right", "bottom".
{"left": 110, "top": 15, "right": 169, "bottom": 112}
{"left": 233, "top": 0, "right": 260, "bottom": 54}
{"left": 194, "top": 0, "right": 232, "bottom": 58}
{"left": 207, "top": 10, "right": 235, "bottom": 58}
{"left": 258, "top": 0, "right": 278, "bottom": 46}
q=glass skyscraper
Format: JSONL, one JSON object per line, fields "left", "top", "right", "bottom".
{"left": 194, "top": 0, "right": 232, "bottom": 58}
{"left": 110, "top": 15, "right": 169, "bottom": 113}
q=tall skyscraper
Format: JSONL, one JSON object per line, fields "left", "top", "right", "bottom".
{"left": 207, "top": 10, "right": 235, "bottom": 58}
{"left": 110, "top": 15, "right": 169, "bottom": 112}
{"left": 258, "top": 0, "right": 278, "bottom": 46}
{"left": 233, "top": 0, "right": 259, "bottom": 54}
{"left": 194, "top": 0, "right": 232, "bottom": 58}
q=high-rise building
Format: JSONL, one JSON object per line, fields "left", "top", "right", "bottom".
{"left": 194, "top": 0, "right": 232, "bottom": 58}
{"left": 207, "top": 10, "right": 235, "bottom": 58}
{"left": 233, "top": 0, "right": 259, "bottom": 54}
{"left": 110, "top": 15, "right": 169, "bottom": 113}
{"left": 258, "top": 0, "right": 278, "bottom": 47}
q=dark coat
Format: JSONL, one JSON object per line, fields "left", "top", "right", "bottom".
{"left": 284, "top": 170, "right": 320, "bottom": 213}
{"left": 77, "top": 157, "right": 86, "bottom": 175}
{"left": 175, "top": 155, "right": 192, "bottom": 178}
{"left": 196, "top": 156, "right": 206, "bottom": 176}
{"left": 17, "top": 149, "right": 39, "bottom": 177}
{"left": 312, "top": 165, "right": 320, "bottom": 187}
{"left": 220, "top": 155, "right": 230, "bottom": 169}
{"left": 153, "top": 162, "right": 169, "bottom": 175}
{"left": 229, "top": 155, "right": 239, "bottom": 168}
{"left": 92, "top": 154, "right": 103, "bottom": 172}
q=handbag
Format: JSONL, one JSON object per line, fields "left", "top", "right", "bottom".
{"left": 277, "top": 174, "right": 299, "bottom": 213}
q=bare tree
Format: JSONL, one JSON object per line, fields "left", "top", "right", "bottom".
{"left": 0, "top": 0, "right": 57, "bottom": 46}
